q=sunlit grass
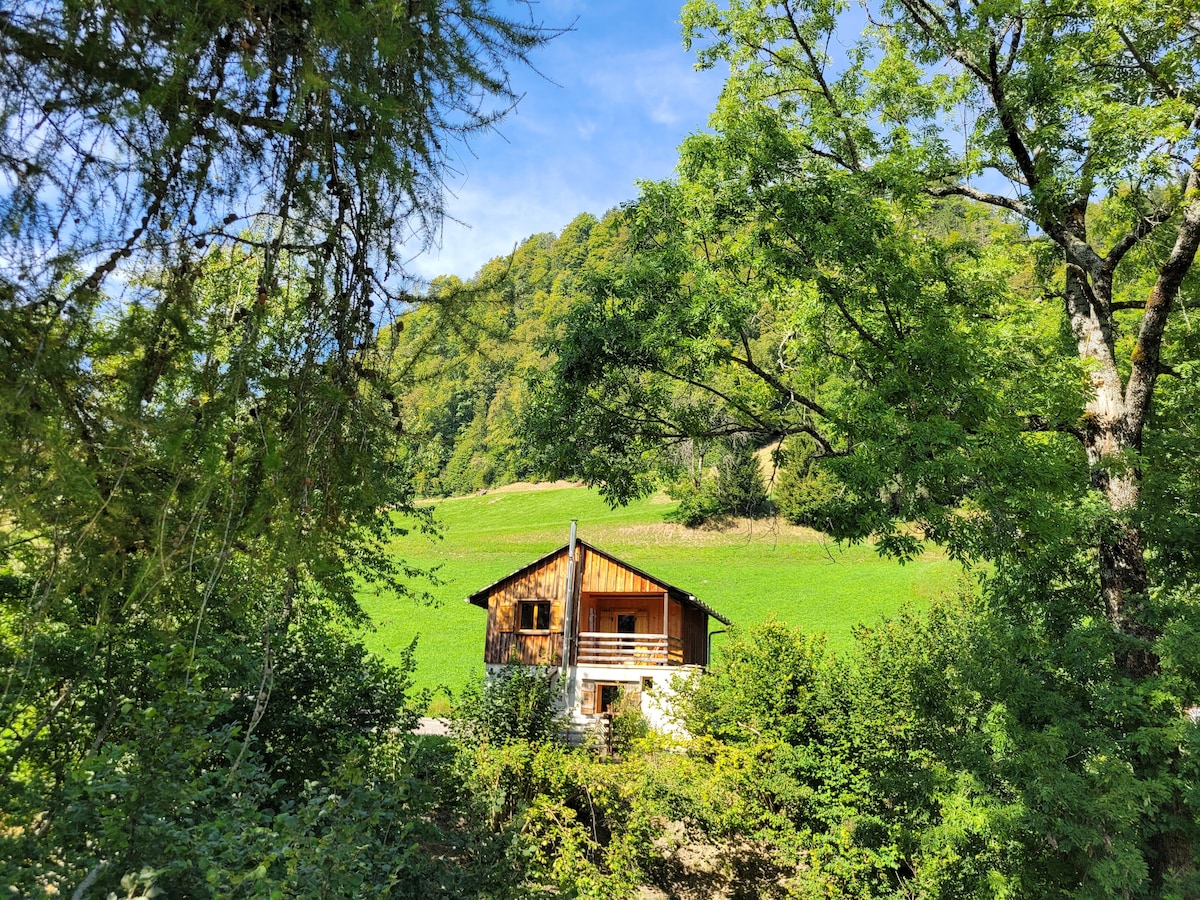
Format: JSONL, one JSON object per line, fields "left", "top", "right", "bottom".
{"left": 357, "top": 484, "right": 964, "bottom": 696}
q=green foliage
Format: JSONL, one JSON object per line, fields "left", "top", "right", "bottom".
{"left": 667, "top": 591, "right": 1200, "bottom": 899}
{"left": 680, "top": 620, "right": 834, "bottom": 747}
{"left": 381, "top": 213, "right": 636, "bottom": 498}
{"left": 1, "top": 0, "right": 551, "bottom": 317}
{"left": 251, "top": 620, "right": 423, "bottom": 792}
{"left": 521, "top": 0, "right": 1200, "bottom": 887}
{"left": 358, "top": 484, "right": 961, "bottom": 696}
{"left": 664, "top": 478, "right": 727, "bottom": 528}
{"left": 0, "top": 1, "right": 556, "bottom": 892}
{"left": 0, "top": 641, "right": 436, "bottom": 898}
{"left": 665, "top": 440, "right": 771, "bottom": 527}
{"left": 453, "top": 661, "right": 565, "bottom": 747}
{"left": 452, "top": 740, "right": 656, "bottom": 898}
{"left": 716, "top": 442, "right": 771, "bottom": 518}
{"left": 775, "top": 438, "right": 846, "bottom": 529}
{"left": 605, "top": 689, "right": 652, "bottom": 757}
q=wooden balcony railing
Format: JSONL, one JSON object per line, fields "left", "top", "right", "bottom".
{"left": 576, "top": 632, "right": 683, "bottom": 666}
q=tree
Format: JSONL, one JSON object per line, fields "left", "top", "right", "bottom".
{"left": 378, "top": 212, "right": 626, "bottom": 497}
{"left": 666, "top": 438, "right": 771, "bottom": 526}
{"left": 0, "top": 1, "right": 555, "bottom": 892}
{"left": 526, "top": 0, "right": 1200, "bottom": 888}
{"left": 692, "top": 0, "right": 1200, "bottom": 676}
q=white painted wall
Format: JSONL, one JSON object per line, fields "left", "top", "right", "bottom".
{"left": 484, "top": 663, "right": 701, "bottom": 738}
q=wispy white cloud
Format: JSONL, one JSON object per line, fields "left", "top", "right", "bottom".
{"left": 407, "top": 176, "right": 595, "bottom": 282}
{"left": 401, "top": 3, "right": 726, "bottom": 283}
{"left": 581, "top": 44, "right": 721, "bottom": 128}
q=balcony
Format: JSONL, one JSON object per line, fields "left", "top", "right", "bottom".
{"left": 575, "top": 632, "right": 683, "bottom": 666}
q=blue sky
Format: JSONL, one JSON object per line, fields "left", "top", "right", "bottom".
{"left": 406, "top": 0, "right": 727, "bottom": 281}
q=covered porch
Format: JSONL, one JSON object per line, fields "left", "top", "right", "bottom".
{"left": 570, "top": 590, "right": 702, "bottom": 667}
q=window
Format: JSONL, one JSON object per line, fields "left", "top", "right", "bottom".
{"left": 519, "top": 600, "right": 551, "bottom": 631}
{"left": 585, "top": 681, "right": 640, "bottom": 715}
{"left": 598, "top": 683, "right": 622, "bottom": 714}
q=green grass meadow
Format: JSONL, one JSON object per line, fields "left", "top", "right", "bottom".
{"left": 357, "top": 485, "right": 965, "bottom": 698}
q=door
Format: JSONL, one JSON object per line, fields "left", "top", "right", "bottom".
{"left": 599, "top": 609, "right": 647, "bottom": 633}
{"left": 599, "top": 608, "right": 647, "bottom": 659}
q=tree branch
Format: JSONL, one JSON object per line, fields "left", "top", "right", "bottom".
{"left": 1125, "top": 165, "right": 1200, "bottom": 437}
{"left": 1103, "top": 203, "right": 1179, "bottom": 275}
{"left": 1114, "top": 26, "right": 1184, "bottom": 101}
{"left": 1024, "top": 414, "right": 1085, "bottom": 446}
{"left": 731, "top": 330, "right": 832, "bottom": 419}
{"left": 781, "top": 0, "right": 863, "bottom": 170}
{"left": 927, "top": 182, "right": 1029, "bottom": 217}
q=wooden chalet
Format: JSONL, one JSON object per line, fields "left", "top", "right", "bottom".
{"left": 467, "top": 528, "right": 731, "bottom": 725}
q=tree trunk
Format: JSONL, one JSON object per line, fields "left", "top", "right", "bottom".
{"left": 1064, "top": 262, "right": 1158, "bottom": 677}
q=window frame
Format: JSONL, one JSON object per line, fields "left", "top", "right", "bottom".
{"left": 517, "top": 599, "right": 552, "bottom": 633}
{"left": 588, "top": 681, "right": 639, "bottom": 715}
{"left": 595, "top": 682, "right": 622, "bottom": 715}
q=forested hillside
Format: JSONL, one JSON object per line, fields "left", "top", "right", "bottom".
{"left": 382, "top": 212, "right": 625, "bottom": 497}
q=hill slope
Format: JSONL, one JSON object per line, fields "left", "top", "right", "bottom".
{"left": 358, "top": 484, "right": 962, "bottom": 696}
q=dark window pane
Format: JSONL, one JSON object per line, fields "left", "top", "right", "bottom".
{"left": 617, "top": 614, "right": 636, "bottom": 634}
{"left": 600, "top": 684, "right": 621, "bottom": 713}
{"left": 520, "top": 601, "right": 550, "bottom": 631}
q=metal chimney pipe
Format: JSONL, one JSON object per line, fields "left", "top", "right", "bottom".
{"left": 561, "top": 520, "right": 578, "bottom": 675}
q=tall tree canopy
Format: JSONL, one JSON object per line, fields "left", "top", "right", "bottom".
{"left": 527, "top": 0, "right": 1200, "bottom": 889}
{"left": 0, "top": 1, "right": 553, "bottom": 892}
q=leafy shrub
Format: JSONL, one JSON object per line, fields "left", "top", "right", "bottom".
{"left": 679, "top": 619, "right": 834, "bottom": 746}
{"left": 665, "top": 476, "right": 726, "bottom": 526}
{"left": 452, "top": 661, "right": 564, "bottom": 746}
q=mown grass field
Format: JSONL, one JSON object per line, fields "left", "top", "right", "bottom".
{"left": 357, "top": 484, "right": 965, "bottom": 699}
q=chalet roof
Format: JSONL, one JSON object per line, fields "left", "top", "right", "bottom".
{"left": 465, "top": 539, "right": 731, "bottom": 626}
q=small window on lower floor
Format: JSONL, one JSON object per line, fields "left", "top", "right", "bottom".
{"left": 519, "top": 600, "right": 551, "bottom": 631}
{"left": 598, "top": 683, "right": 622, "bottom": 714}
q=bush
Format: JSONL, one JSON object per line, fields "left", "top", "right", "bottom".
{"left": 665, "top": 477, "right": 726, "bottom": 527}
{"left": 665, "top": 440, "right": 770, "bottom": 527}
{"left": 774, "top": 438, "right": 845, "bottom": 529}
{"left": 452, "top": 661, "right": 564, "bottom": 746}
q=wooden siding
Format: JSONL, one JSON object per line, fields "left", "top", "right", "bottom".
{"left": 477, "top": 541, "right": 721, "bottom": 669}
{"left": 578, "top": 546, "right": 667, "bottom": 593}
{"left": 489, "top": 552, "right": 571, "bottom": 631}
{"left": 486, "top": 631, "right": 563, "bottom": 667}
{"left": 682, "top": 603, "right": 708, "bottom": 665}
{"left": 483, "top": 551, "right": 571, "bottom": 665}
